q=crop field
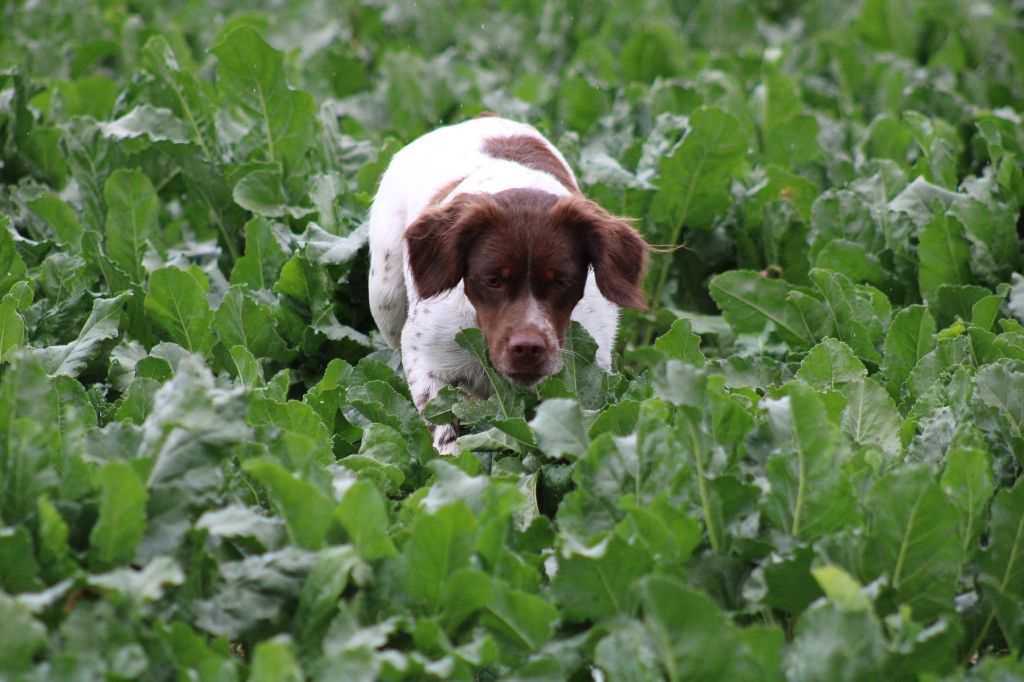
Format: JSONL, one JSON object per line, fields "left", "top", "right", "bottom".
{"left": 2, "top": 0, "right": 1024, "bottom": 679}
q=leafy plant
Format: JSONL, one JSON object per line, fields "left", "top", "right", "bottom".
{"left": 2, "top": 0, "right": 1024, "bottom": 678}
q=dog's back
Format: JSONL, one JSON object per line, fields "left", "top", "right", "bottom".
{"left": 367, "top": 117, "right": 576, "bottom": 348}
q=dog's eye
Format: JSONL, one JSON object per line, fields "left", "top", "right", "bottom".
{"left": 551, "top": 277, "right": 569, "bottom": 290}
{"left": 483, "top": 276, "right": 502, "bottom": 289}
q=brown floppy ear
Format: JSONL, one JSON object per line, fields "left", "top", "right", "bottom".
{"left": 553, "top": 196, "right": 649, "bottom": 309}
{"left": 405, "top": 193, "right": 498, "bottom": 299}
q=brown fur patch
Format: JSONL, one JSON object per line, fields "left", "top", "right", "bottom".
{"left": 428, "top": 177, "right": 466, "bottom": 207}
{"left": 483, "top": 135, "right": 579, "bottom": 193}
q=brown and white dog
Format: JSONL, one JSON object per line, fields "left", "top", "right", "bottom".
{"left": 368, "top": 117, "right": 648, "bottom": 454}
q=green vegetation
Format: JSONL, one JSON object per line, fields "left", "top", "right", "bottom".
{"left": 2, "top": 0, "right": 1024, "bottom": 678}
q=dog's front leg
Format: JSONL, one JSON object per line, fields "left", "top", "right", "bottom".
{"left": 406, "top": 367, "right": 460, "bottom": 455}
{"left": 401, "top": 336, "right": 461, "bottom": 456}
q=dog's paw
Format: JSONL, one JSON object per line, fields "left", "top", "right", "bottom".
{"left": 433, "top": 424, "right": 460, "bottom": 456}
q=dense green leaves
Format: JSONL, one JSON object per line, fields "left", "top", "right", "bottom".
{"left": 211, "top": 27, "right": 316, "bottom": 175}
{"left": 3, "top": 0, "right": 1024, "bottom": 678}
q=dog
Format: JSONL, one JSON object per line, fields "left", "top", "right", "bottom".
{"left": 368, "top": 116, "right": 649, "bottom": 454}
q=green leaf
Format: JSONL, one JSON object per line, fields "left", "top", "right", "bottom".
{"left": 299, "top": 221, "right": 367, "bottom": 266}
{"left": 795, "top": 338, "right": 867, "bottom": 390}
{"left": 653, "top": 317, "right": 705, "bottom": 366}
{"left": 637, "top": 575, "right": 777, "bottom": 679}
{"left": 762, "top": 383, "right": 858, "bottom": 540}
{"left": 0, "top": 216, "right": 27, "bottom": 296}
{"left": 293, "top": 546, "right": 363, "bottom": 657}
{"left": 918, "top": 211, "right": 972, "bottom": 306}
{"left": 558, "top": 400, "right": 688, "bottom": 543}
{"left": 104, "top": 168, "right": 158, "bottom": 284}
{"left": 99, "top": 104, "right": 191, "bottom": 148}
{"left": 144, "top": 266, "right": 216, "bottom": 354}
{"left": 214, "top": 285, "right": 288, "bottom": 360}
{"left": 139, "top": 35, "right": 217, "bottom": 159}
{"left": 334, "top": 479, "right": 397, "bottom": 560}
{"left": 861, "top": 465, "right": 963, "bottom": 620}
{"left": 196, "top": 548, "right": 313, "bottom": 639}
{"left": 27, "top": 192, "right": 84, "bottom": 248}
{"left": 87, "top": 555, "right": 185, "bottom": 605}
{"left": 211, "top": 27, "right": 316, "bottom": 173}
{"left": 243, "top": 457, "right": 336, "bottom": 550}
{"left": 454, "top": 328, "right": 521, "bottom": 419}
{"left": 399, "top": 503, "right": 477, "bottom": 613}
{"left": 651, "top": 107, "right": 746, "bottom": 233}
{"left": 840, "top": 378, "right": 901, "bottom": 457}
{"left": 482, "top": 581, "right": 558, "bottom": 656}
{"left": 251, "top": 636, "right": 303, "bottom": 682}
{"left": 158, "top": 622, "right": 240, "bottom": 682}
{"left": 0, "top": 593, "right": 47, "bottom": 671}
{"left": 529, "top": 398, "right": 588, "bottom": 461}
{"left": 30, "top": 292, "right": 130, "bottom": 377}
{"left": 552, "top": 535, "right": 652, "bottom": 622}
{"left": 0, "top": 357, "right": 59, "bottom": 523}
{"left": 709, "top": 270, "right": 824, "bottom": 347}
{"left": 230, "top": 217, "right": 289, "bottom": 290}
{"left": 556, "top": 322, "right": 609, "bottom": 409}
{"left": 37, "top": 496, "right": 75, "bottom": 582}
{"left": 229, "top": 345, "right": 265, "bottom": 389}
{"left": 973, "top": 360, "right": 1024, "bottom": 463}
{"left": 89, "top": 460, "right": 148, "bottom": 570}
{"left": 785, "top": 603, "right": 888, "bottom": 680}
{"left": 882, "top": 305, "right": 936, "bottom": 400}
{"left": 811, "top": 565, "right": 872, "bottom": 612}
{"left": 0, "top": 294, "right": 25, "bottom": 363}
{"left": 980, "top": 477, "right": 1024, "bottom": 650}
{"left": 940, "top": 446, "right": 993, "bottom": 561}
{"left": 196, "top": 504, "right": 284, "bottom": 551}
{"left": 141, "top": 356, "right": 248, "bottom": 556}
{"left": 594, "top": 619, "right": 663, "bottom": 681}
{"left": 0, "top": 526, "right": 43, "bottom": 593}
{"left": 233, "top": 167, "right": 312, "bottom": 218}
{"left": 809, "top": 268, "right": 888, "bottom": 364}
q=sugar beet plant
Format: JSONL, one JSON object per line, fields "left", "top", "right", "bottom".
{"left": 2, "top": 0, "right": 1024, "bottom": 679}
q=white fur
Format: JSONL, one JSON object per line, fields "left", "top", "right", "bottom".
{"left": 368, "top": 117, "right": 620, "bottom": 454}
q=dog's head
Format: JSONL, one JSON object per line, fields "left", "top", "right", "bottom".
{"left": 405, "top": 188, "right": 648, "bottom": 386}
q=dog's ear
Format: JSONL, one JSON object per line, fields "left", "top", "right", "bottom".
{"left": 405, "top": 193, "right": 498, "bottom": 299}
{"left": 553, "top": 196, "right": 649, "bottom": 309}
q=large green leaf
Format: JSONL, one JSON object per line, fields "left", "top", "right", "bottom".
{"left": 840, "top": 377, "right": 901, "bottom": 457}
{"left": 211, "top": 27, "right": 316, "bottom": 174}
{"left": 30, "top": 292, "right": 130, "bottom": 376}
{"left": 144, "top": 266, "right": 216, "bottom": 354}
{"left": 551, "top": 535, "right": 652, "bottom": 623}
{"left": 709, "top": 270, "right": 824, "bottom": 348}
{"left": 651, "top": 107, "right": 747, "bottom": 233}
{"left": 230, "top": 217, "right": 289, "bottom": 290}
{"left": 882, "top": 305, "right": 936, "bottom": 399}
{"left": 979, "top": 477, "right": 1024, "bottom": 651}
{"left": 0, "top": 294, "right": 25, "bottom": 363}
{"left": 89, "top": 460, "right": 149, "bottom": 570}
{"left": 761, "top": 383, "right": 858, "bottom": 540}
{"left": 398, "top": 503, "right": 477, "bottom": 613}
{"left": 242, "top": 457, "right": 337, "bottom": 550}
{"left": 861, "top": 465, "right": 963, "bottom": 620}
{"left": 0, "top": 358, "right": 59, "bottom": 523}
{"left": 918, "top": 211, "right": 972, "bottom": 305}
{"left": 0, "top": 593, "right": 47, "bottom": 671}
{"left": 529, "top": 398, "right": 588, "bottom": 461}
{"left": 0, "top": 216, "right": 27, "bottom": 296}
{"left": 104, "top": 169, "right": 158, "bottom": 285}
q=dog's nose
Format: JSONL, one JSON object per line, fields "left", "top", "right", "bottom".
{"left": 508, "top": 334, "right": 547, "bottom": 358}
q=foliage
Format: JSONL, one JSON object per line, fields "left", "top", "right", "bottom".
{"left": 2, "top": 0, "right": 1024, "bottom": 678}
